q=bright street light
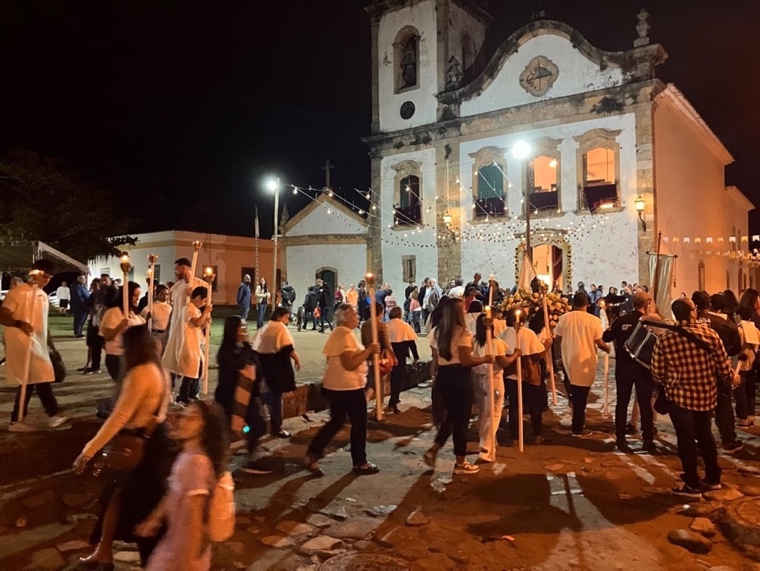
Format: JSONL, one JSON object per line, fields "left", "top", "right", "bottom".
{"left": 511, "top": 140, "right": 531, "bottom": 160}
{"left": 264, "top": 176, "right": 281, "bottom": 293}
{"left": 266, "top": 178, "right": 278, "bottom": 192}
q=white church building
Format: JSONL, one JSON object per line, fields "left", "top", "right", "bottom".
{"left": 282, "top": 1, "right": 753, "bottom": 300}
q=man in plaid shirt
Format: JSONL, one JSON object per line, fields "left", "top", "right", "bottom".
{"left": 651, "top": 298, "right": 738, "bottom": 498}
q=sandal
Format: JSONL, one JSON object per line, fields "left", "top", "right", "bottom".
{"left": 352, "top": 462, "right": 380, "bottom": 475}
{"left": 423, "top": 449, "right": 437, "bottom": 468}
{"left": 303, "top": 455, "right": 324, "bottom": 477}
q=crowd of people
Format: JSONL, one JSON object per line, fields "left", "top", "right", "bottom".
{"left": 2, "top": 257, "right": 760, "bottom": 567}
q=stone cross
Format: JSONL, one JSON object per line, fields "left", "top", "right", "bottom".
{"left": 322, "top": 159, "right": 334, "bottom": 190}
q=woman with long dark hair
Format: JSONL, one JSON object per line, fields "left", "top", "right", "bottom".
{"left": 138, "top": 400, "right": 229, "bottom": 571}
{"left": 255, "top": 277, "right": 270, "bottom": 329}
{"left": 424, "top": 298, "right": 493, "bottom": 474}
{"left": 215, "top": 315, "right": 268, "bottom": 474}
{"left": 72, "top": 325, "right": 171, "bottom": 569}
{"left": 724, "top": 289, "right": 740, "bottom": 316}
{"left": 739, "top": 288, "right": 760, "bottom": 328}
{"left": 99, "top": 281, "right": 146, "bottom": 382}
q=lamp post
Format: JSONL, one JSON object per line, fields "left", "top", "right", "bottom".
{"left": 635, "top": 195, "right": 647, "bottom": 231}
{"left": 511, "top": 140, "right": 532, "bottom": 255}
{"left": 267, "top": 177, "right": 280, "bottom": 292}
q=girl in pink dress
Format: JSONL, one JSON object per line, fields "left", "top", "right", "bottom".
{"left": 137, "top": 401, "right": 229, "bottom": 571}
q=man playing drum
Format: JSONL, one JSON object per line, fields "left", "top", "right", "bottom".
{"left": 602, "top": 291, "right": 657, "bottom": 453}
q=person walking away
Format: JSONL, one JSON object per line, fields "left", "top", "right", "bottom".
{"left": 409, "top": 290, "right": 422, "bottom": 333}
{"left": 254, "top": 307, "right": 301, "bottom": 438}
{"left": 100, "top": 282, "right": 147, "bottom": 384}
{"left": 72, "top": 326, "right": 172, "bottom": 568}
{"left": 317, "top": 279, "right": 334, "bottom": 332}
{"left": 423, "top": 298, "right": 493, "bottom": 474}
{"left": 554, "top": 292, "right": 610, "bottom": 437}
{"left": 56, "top": 280, "right": 71, "bottom": 315}
{"left": 137, "top": 400, "right": 229, "bottom": 571}
{"left": 693, "top": 291, "right": 744, "bottom": 453}
{"left": 735, "top": 305, "right": 759, "bottom": 427}
{"left": 500, "top": 309, "right": 545, "bottom": 446}
{"left": 70, "top": 274, "right": 91, "bottom": 338}
{"left": 304, "top": 304, "right": 381, "bottom": 475}
{"left": 472, "top": 314, "right": 516, "bottom": 461}
{"left": 280, "top": 280, "right": 296, "bottom": 323}
{"left": 651, "top": 298, "right": 738, "bottom": 497}
{"left": 255, "top": 278, "right": 270, "bottom": 329}
{"left": 0, "top": 260, "right": 69, "bottom": 431}
{"left": 602, "top": 291, "right": 657, "bottom": 453}
{"left": 236, "top": 275, "right": 252, "bottom": 321}
{"left": 78, "top": 278, "right": 101, "bottom": 372}
{"left": 163, "top": 287, "right": 211, "bottom": 406}
{"left": 141, "top": 284, "right": 172, "bottom": 355}
{"left": 386, "top": 307, "right": 419, "bottom": 413}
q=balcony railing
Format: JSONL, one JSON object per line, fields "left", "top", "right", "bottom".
{"left": 393, "top": 204, "right": 422, "bottom": 226}
{"left": 581, "top": 181, "right": 619, "bottom": 211}
{"left": 473, "top": 197, "right": 507, "bottom": 219}
{"left": 528, "top": 190, "right": 559, "bottom": 212}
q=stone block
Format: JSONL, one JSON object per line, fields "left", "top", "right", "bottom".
{"left": 667, "top": 529, "right": 712, "bottom": 554}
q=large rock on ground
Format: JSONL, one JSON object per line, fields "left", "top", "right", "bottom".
{"left": 23, "top": 548, "right": 64, "bottom": 570}
{"left": 667, "top": 529, "right": 712, "bottom": 554}
{"left": 275, "top": 520, "right": 316, "bottom": 537}
{"left": 326, "top": 517, "right": 380, "bottom": 540}
{"left": 704, "top": 488, "right": 744, "bottom": 502}
{"left": 689, "top": 517, "right": 716, "bottom": 538}
{"left": 299, "top": 535, "right": 343, "bottom": 555}
{"left": 718, "top": 497, "right": 760, "bottom": 561}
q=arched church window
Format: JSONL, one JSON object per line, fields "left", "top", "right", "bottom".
{"left": 475, "top": 164, "right": 505, "bottom": 219}
{"left": 395, "top": 34, "right": 419, "bottom": 91}
{"left": 574, "top": 128, "right": 622, "bottom": 213}
{"left": 395, "top": 175, "right": 421, "bottom": 225}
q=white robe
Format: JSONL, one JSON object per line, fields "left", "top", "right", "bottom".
{"left": 162, "top": 304, "right": 204, "bottom": 378}
{"left": 2, "top": 283, "right": 54, "bottom": 386}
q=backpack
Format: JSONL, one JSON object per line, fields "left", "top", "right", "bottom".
{"left": 206, "top": 471, "right": 236, "bottom": 542}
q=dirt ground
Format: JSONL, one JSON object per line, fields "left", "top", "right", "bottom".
{"left": 1, "top": 315, "right": 760, "bottom": 570}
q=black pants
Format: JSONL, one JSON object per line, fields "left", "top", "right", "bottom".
{"left": 89, "top": 330, "right": 104, "bottom": 370}
{"left": 303, "top": 311, "right": 317, "bottom": 330}
{"left": 670, "top": 403, "right": 720, "bottom": 488}
{"left": 178, "top": 360, "right": 202, "bottom": 404}
{"left": 570, "top": 385, "right": 591, "bottom": 434}
{"left": 73, "top": 309, "right": 88, "bottom": 336}
{"left": 11, "top": 383, "right": 60, "bottom": 422}
{"left": 615, "top": 367, "right": 654, "bottom": 442}
{"left": 747, "top": 369, "right": 757, "bottom": 416}
{"left": 736, "top": 370, "right": 756, "bottom": 420}
{"left": 433, "top": 365, "right": 473, "bottom": 457}
{"left": 307, "top": 388, "right": 367, "bottom": 466}
{"left": 389, "top": 364, "right": 406, "bottom": 407}
{"left": 245, "top": 396, "right": 268, "bottom": 452}
{"left": 319, "top": 303, "right": 333, "bottom": 331}
{"left": 505, "top": 378, "right": 543, "bottom": 438}
{"left": 105, "top": 354, "right": 122, "bottom": 381}
{"left": 266, "top": 390, "right": 283, "bottom": 433}
{"left": 714, "top": 384, "right": 737, "bottom": 446}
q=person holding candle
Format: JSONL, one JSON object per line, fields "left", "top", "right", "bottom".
{"left": 100, "top": 282, "right": 147, "bottom": 384}
{"left": 141, "top": 285, "right": 172, "bottom": 354}
{"left": 424, "top": 297, "right": 493, "bottom": 475}
{"left": 472, "top": 313, "right": 517, "bottom": 461}
{"left": 163, "top": 286, "right": 212, "bottom": 406}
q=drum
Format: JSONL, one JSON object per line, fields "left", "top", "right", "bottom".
{"left": 624, "top": 319, "right": 668, "bottom": 369}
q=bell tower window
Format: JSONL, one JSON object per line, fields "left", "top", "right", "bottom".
{"left": 394, "top": 27, "right": 420, "bottom": 93}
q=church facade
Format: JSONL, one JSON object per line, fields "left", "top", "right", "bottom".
{"left": 283, "top": 1, "right": 752, "bottom": 298}
{"left": 363, "top": 0, "right": 754, "bottom": 295}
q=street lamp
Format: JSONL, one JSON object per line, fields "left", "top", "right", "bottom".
{"left": 266, "top": 177, "right": 280, "bottom": 292}
{"left": 510, "top": 140, "right": 532, "bottom": 255}
{"left": 635, "top": 195, "right": 647, "bottom": 231}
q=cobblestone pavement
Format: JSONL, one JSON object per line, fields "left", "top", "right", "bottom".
{"left": 2, "top": 320, "right": 760, "bottom": 570}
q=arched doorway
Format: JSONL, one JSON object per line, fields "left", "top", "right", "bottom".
{"left": 316, "top": 267, "right": 337, "bottom": 296}
{"left": 514, "top": 234, "right": 572, "bottom": 290}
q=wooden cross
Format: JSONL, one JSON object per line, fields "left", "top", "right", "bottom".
{"left": 321, "top": 159, "right": 334, "bottom": 190}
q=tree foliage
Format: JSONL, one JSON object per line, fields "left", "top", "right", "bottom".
{"left": 0, "top": 149, "right": 135, "bottom": 263}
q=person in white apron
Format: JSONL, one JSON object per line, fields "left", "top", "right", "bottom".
{"left": 163, "top": 286, "right": 211, "bottom": 405}
{"left": 0, "top": 260, "right": 68, "bottom": 431}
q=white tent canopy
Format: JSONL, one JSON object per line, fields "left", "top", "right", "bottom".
{"left": 0, "top": 240, "right": 88, "bottom": 274}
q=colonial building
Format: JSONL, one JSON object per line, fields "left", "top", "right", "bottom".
{"left": 89, "top": 230, "right": 277, "bottom": 306}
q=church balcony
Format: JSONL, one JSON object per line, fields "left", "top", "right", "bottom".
{"left": 528, "top": 189, "right": 560, "bottom": 214}
{"left": 393, "top": 205, "right": 422, "bottom": 227}
{"left": 579, "top": 181, "right": 620, "bottom": 213}
{"left": 473, "top": 197, "right": 507, "bottom": 220}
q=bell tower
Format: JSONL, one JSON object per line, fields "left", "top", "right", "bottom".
{"left": 366, "top": 0, "right": 492, "bottom": 134}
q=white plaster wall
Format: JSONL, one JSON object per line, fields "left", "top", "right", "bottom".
{"left": 378, "top": 1, "right": 438, "bottom": 132}
{"left": 460, "top": 34, "right": 625, "bottom": 117}
{"left": 379, "top": 148, "right": 438, "bottom": 289}
{"left": 654, "top": 98, "right": 750, "bottom": 296}
{"left": 286, "top": 204, "right": 367, "bottom": 237}
{"left": 456, "top": 113, "right": 640, "bottom": 287}
{"left": 285, "top": 244, "right": 368, "bottom": 308}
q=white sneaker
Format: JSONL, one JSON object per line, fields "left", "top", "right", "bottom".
{"left": 8, "top": 422, "right": 40, "bottom": 432}
{"left": 49, "top": 414, "right": 70, "bottom": 429}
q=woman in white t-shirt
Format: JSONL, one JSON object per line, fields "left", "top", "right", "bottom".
{"left": 472, "top": 314, "right": 518, "bottom": 462}
{"left": 304, "top": 303, "right": 380, "bottom": 476}
{"left": 100, "top": 282, "right": 147, "bottom": 381}
{"left": 424, "top": 298, "right": 493, "bottom": 475}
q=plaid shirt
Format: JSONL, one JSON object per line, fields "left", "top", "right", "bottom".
{"left": 651, "top": 321, "right": 733, "bottom": 411}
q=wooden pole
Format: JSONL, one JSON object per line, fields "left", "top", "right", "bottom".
{"left": 119, "top": 252, "right": 131, "bottom": 318}
{"left": 366, "top": 273, "right": 382, "bottom": 421}
{"left": 515, "top": 310, "right": 524, "bottom": 453}
{"left": 203, "top": 267, "right": 215, "bottom": 396}
{"left": 541, "top": 290, "right": 558, "bottom": 406}
{"left": 486, "top": 275, "right": 496, "bottom": 461}
{"left": 19, "top": 273, "right": 40, "bottom": 423}
{"left": 603, "top": 352, "right": 610, "bottom": 418}
{"left": 147, "top": 254, "right": 158, "bottom": 331}
{"left": 189, "top": 241, "right": 202, "bottom": 300}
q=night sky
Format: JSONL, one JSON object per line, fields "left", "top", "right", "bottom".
{"left": 2, "top": 0, "right": 759, "bottom": 238}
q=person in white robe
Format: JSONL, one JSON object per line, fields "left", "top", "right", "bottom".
{"left": 385, "top": 307, "right": 419, "bottom": 414}
{"left": 0, "top": 260, "right": 68, "bottom": 431}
